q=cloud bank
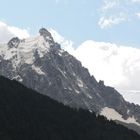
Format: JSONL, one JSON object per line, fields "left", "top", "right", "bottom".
{"left": 0, "top": 21, "right": 30, "bottom": 43}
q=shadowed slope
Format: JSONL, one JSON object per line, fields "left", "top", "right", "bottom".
{"left": 0, "top": 76, "right": 140, "bottom": 140}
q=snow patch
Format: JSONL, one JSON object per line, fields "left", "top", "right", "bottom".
{"left": 0, "top": 44, "right": 16, "bottom": 60}
{"left": 72, "top": 72, "right": 76, "bottom": 76}
{"left": 19, "top": 36, "right": 50, "bottom": 64}
{"left": 58, "top": 68, "right": 67, "bottom": 78}
{"left": 75, "top": 89, "right": 80, "bottom": 94}
{"left": 0, "top": 35, "right": 50, "bottom": 65}
{"left": 127, "top": 109, "right": 130, "bottom": 114}
{"left": 58, "top": 52, "right": 62, "bottom": 56}
{"left": 12, "top": 75, "right": 23, "bottom": 82}
{"left": 86, "top": 93, "right": 93, "bottom": 99}
{"left": 77, "top": 78, "right": 84, "bottom": 88}
{"left": 101, "top": 107, "right": 140, "bottom": 126}
{"left": 97, "top": 92, "right": 101, "bottom": 97}
{"left": 68, "top": 87, "right": 72, "bottom": 91}
{"left": 32, "top": 65, "right": 45, "bottom": 75}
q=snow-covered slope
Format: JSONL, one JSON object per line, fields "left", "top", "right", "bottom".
{"left": 1, "top": 28, "right": 140, "bottom": 134}
{"left": 101, "top": 107, "right": 140, "bottom": 126}
{"left": 0, "top": 35, "right": 50, "bottom": 64}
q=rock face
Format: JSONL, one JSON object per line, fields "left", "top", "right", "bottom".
{"left": 1, "top": 28, "right": 140, "bottom": 132}
{"left": 39, "top": 28, "right": 51, "bottom": 37}
{"left": 39, "top": 28, "right": 54, "bottom": 43}
{"left": 7, "top": 37, "right": 20, "bottom": 48}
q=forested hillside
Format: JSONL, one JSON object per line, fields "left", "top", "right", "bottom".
{"left": 0, "top": 76, "right": 139, "bottom": 140}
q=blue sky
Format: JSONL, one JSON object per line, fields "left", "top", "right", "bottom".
{"left": 1, "top": 0, "right": 140, "bottom": 47}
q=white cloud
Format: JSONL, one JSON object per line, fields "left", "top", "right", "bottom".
{"left": 101, "top": 0, "right": 120, "bottom": 12}
{"left": 119, "top": 90, "right": 140, "bottom": 104}
{"left": 98, "top": 16, "right": 126, "bottom": 29}
{"left": 0, "top": 21, "right": 30, "bottom": 43}
{"left": 99, "top": 0, "right": 127, "bottom": 29}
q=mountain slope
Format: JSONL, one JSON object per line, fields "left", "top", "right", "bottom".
{"left": 0, "top": 28, "right": 140, "bottom": 131}
{"left": 0, "top": 76, "right": 140, "bottom": 140}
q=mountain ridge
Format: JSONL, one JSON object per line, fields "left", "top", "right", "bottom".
{"left": 0, "top": 28, "right": 140, "bottom": 133}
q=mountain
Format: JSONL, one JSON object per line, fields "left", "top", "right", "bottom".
{"left": 0, "top": 76, "right": 140, "bottom": 140}
{"left": 0, "top": 28, "right": 140, "bottom": 132}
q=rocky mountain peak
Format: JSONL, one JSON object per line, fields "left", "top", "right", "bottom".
{"left": 7, "top": 37, "right": 20, "bottom": 48}
{"left": 39, "top": 28, "right": 54, "bottom": 43}
{"left": 39, "top": 28, "right": 50, "bottom": 36}
{"left": 99, "top": 80, "right": 105, "bottom": 88}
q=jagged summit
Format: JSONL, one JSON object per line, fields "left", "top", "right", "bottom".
{"left": 6, "top": 28, "right": 55, "bottom": 49}
{"left": 39, "top": 28, "right": 51, "bottom": 37}
{"left": 39, "top": 28, "right": 54, "bottom": 43}
{"left": 0, "top": 28, "right": 61, "bottom": 64}
{"left": 7, "top": 37, "right": 20, "bottom": 48}
{"left": 98, "top": 80, "right": 105, "bottom": 89}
